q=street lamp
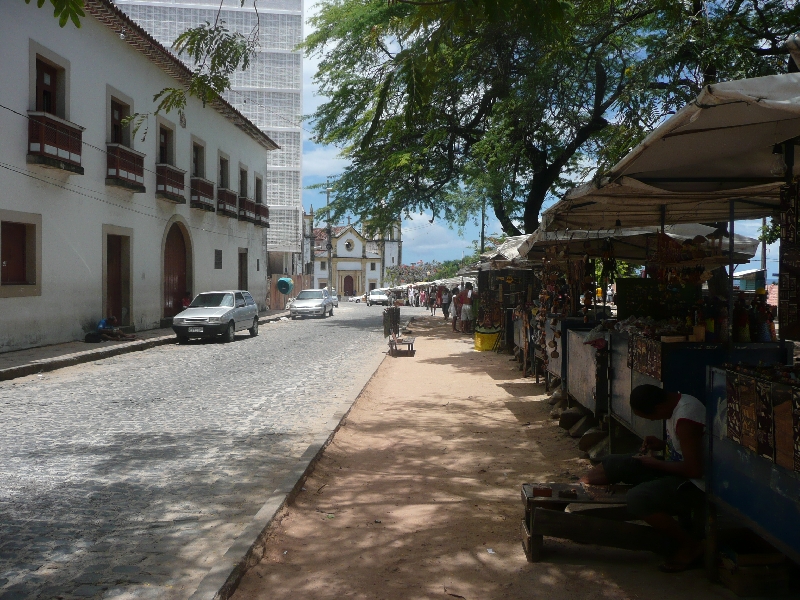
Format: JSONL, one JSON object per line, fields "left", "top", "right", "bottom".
{"left": 326, "top": 182, "right": 333, "bottom": 294}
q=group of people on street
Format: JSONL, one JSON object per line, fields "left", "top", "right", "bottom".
{"left": 406, "top": 282, "right": 474, "bottom": 333}
{"left": 451, "top": 283, "right": 474, "bottom": 334}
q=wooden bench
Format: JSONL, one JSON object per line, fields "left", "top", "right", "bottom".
{"left": 520, "top": 482, "right": 665, "bottom": 561}
{"left": 388, "top": 334, "right": 416, "bottom": 357}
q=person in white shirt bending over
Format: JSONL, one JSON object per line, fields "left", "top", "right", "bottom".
{"left": 580, "top": 384, "right": 705, "bottom": 573}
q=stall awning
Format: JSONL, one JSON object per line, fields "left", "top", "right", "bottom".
{"left": 521, "top": 223, "right": 759, "bottom": 264}
{"left": 480, "top": 235, "right": 534, "bottom": 261}
{"left": 541, "top": 73, "right": 800, "bottom": 231}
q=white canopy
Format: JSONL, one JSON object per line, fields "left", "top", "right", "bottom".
{"left": 521, "top": 223, "right": 759, "bottom": 264}
{"left": 481, "top": 235, "right": 532, "bottom": 261}
{"left": 542, "top": 73, "right": 800, "bottom": 231}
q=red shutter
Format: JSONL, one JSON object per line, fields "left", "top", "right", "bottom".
{"left": 1, "top": 222, "right": 28, "bottom": 285}
{"left": 163, "top": 225, "right": 187, "bottom": 317}
{"left": 107, "top": 235, "right": 123, "bottom": 321}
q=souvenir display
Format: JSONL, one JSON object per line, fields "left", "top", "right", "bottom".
{"left": 725, "top": 366, "right": 800, "bottom": 473}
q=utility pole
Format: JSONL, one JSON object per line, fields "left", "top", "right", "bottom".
{"left": 326, "top": 181, "right": 333, "bottom": 293}
{"left": 761, "top": 217, "right": 767, "bottom": 271}
{"left": 480, "top": 197, "right": 486, "bottom": 254}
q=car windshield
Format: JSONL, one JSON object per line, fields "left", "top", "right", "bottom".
{"left": 371, "top": 290, "right": 383, "bottom": 296}
{"left": 296, "top": 290, "right": 324, "bottom": 300}
{"left": 190, "top": 293, "right": 234, "bottom": 308}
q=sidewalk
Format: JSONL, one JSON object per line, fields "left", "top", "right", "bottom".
{"left": 231, "top": 316, "right": 732, "bottom": 600}
{"left": 0, "top": 309, "right": 290, "bottom": 381}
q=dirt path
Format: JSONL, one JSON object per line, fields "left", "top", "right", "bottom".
{"left": 232, "top": 317, "right": 733, "bottom": 600}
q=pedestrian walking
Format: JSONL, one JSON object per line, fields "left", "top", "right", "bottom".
{"left": 419, "top": 288, "right": 427, "bottom": 309}
{"left": 428, "top": 286, "right": 437, "bottom": 316}
{"left": 460, "top": 282, "right": 474, "bottom": 334}
{"left": 451, "top": 287, "right": 461, "bottom": 332}
{"left": 442, "top": 288, "right": 451, "bottom": 319}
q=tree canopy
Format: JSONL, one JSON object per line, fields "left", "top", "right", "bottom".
{"left": 305, "top": 0, "right": 799, "bottom": 235}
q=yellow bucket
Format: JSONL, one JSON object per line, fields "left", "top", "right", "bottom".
{"left": 474, "top": 332, "right": 499, "bottom": 351}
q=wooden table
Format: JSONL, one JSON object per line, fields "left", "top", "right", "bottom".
{"left": 521, "top": 483, "right": 665, "bottom": 561}
{"left": 389, "top": 336, "right": 415, "bottom": 357}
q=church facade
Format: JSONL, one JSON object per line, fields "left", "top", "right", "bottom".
{"left": 305, "top": 216, "right": 401, "bottom": 296}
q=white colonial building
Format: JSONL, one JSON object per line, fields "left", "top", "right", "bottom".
{"left": 305, "top": 214, "right": 402, "bottom": 296}
{"left": 116, "top": 0, "right": 304, "bottom": 275}
{"left": 0, "top": 0, "right": 277, "bottom": 352}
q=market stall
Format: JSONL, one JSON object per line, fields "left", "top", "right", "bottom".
{"left": 707, "top": 364, "right": 800, "bottom": 566}
{"left": 460, "top": 237, "right": 540, "bottom": 355}
{"left": 529, "top": 224, "right": 763, "bottom": 419}
{"left": 538, "top": 72, "right": 800, "bottom": 579}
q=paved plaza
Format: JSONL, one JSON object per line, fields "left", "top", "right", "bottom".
{"left": 0, "top": 304, "right": 423, "bottom": 599}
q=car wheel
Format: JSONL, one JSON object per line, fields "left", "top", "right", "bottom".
{"left": 223, "top": 321, "right": 235, "bottom": 343}
{"left": 249, "top": 318, "right": 259, "bottom": 337}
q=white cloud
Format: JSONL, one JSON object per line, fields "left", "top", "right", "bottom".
{"left": 302, "top": 144, "right": 348, "bottom": 179}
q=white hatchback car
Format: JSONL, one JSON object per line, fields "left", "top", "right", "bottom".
{"left": 366, "top": 289, "right": 390, "bottom": 306}
{"left": 172, "top": 290, "right": 259, "bottom": 343}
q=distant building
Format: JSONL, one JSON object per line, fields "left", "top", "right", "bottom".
{"left": 304, "top": 216, "right": 401, "bottom": 295}
{"left": 116, "top": 0, "right": 304, "bottom": 273}
{"left": 0, "top": 0, "right": 276, "bottom": 351}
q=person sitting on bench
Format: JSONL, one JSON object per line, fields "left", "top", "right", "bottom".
{"left": 97, "top": 316, "right": 136, "bottom": 341}
{"left": 580, "top": 384, "right": 705, "bottom": 572}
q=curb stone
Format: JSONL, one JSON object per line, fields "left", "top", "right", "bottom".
{"left": 0, "top": 311, "right": 290, "bottom": 382}
{"left": 188, "top": 343, "right": 388, "bottom": 600}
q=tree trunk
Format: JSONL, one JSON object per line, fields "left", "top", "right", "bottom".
{"left": 523, "top": 178, "right": 548, "bottom": 234}
{"left": 491, "top": 192, "right": 522, "bottom": 236}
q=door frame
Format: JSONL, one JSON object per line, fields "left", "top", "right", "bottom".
{"left": 343, "top": 274, "right": 354, "bottom": 296}
{"left": 238, "top": 247, "right": 248, "bottom": 292}
{"left": 160, "top": 216, "right": 193, "bottom": 319}
{"left": 102, "top": 224, "right": 134, "bottom": 326}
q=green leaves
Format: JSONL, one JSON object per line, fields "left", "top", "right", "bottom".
{"left": 305, "top": 0, "right": 794, "bottom": 237}
{"left": 26, "top": 0, "right": 85, "bottom": 28}
{"left": 174, "top": 20, "right": 254, "bottom": 86}
{"left": 119, "top": 18, "right": 258, "bottom": 136}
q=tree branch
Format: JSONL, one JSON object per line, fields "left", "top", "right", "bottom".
{"left": 490, "top": 192, "right": 522, "bottom": 236}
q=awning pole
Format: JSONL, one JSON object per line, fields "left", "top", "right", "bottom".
{"left": 728, "top": 200, "right": 735, "bottom": 350}
{"left": 660, "top": 204, "right": 666, "bottom": 234}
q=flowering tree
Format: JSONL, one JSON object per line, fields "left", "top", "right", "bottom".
{"left": 384, "top": 261, "right": 445, "bottom": 286}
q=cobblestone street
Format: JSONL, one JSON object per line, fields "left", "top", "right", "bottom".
{"left": 0, "top": 304, "right": 425, "bottom": 599}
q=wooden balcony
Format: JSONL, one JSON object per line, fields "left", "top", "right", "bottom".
{"left": 27, "top": 111, "right": 85, "bottom": 174}
{"left": 238, "top": 197, "right": 257, "bottom": 223}
{"left": 106, "top": 143, "right": 146, "bottom": 193}
{"left": 254, "top": 203, "right": 269, "bottom": 228}
{"left": 156, "top": 163, "right": 186, "bottom": 204}
{"left": 217, "top": 188, "right": 238, "bottom": 217}
{"left": 190, "top": 177, "right": 216, "bottom": 212}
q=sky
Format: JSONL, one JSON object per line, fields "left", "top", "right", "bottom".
{"left": 299, "top": 0, "right": 495, "bottom": 265}
{"left": 298, "top": 1, "right": 777, "bottom": 277}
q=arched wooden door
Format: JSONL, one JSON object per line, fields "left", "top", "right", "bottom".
{"left": 343, "top": 275, "right": 354, "bottom": 296}
{"left": 163, "top": 224, "right": 187, "bottom": 318}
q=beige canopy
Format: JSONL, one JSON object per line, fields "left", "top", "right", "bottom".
{"left": 520, "top": 223, "right": 759, "bottom": 264}
{"left": 542, "top": 73, "right": 800, "bottom": 231}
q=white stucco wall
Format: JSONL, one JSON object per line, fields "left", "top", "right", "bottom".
{"left": 383, "top": 241, "right": 400, "bottom": 271}
{"left": 335, "top": 229, "right": 363, "bottom": 258}
{"left": 0, "top": 3, "right": 271, "bottom": 352}
{"left": 313, "top": 258, "right": 328, "bottom": 289}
